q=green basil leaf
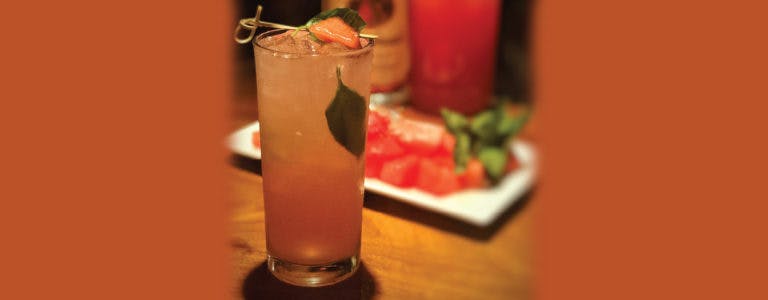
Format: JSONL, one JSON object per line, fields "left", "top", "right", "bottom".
{"left": 440, "top": 108, "right": 469, "bottom": 134}
{"left": 497, "top": 110, "right": 529, "bottom": 140}
{"left": 478, "top": 146, "right": 507, "bottom": 182}
{"left": 496, "top": 116, "right": 519, "bottom": 138}
{"left": 470, "top": 110, "right": 499, "bottom": 146}
{"left": 325, "top": 66, "right": 367, "bottom": 158}
{"left": 305, "top": 8, "right": 367, "bottom": 32}
{"left": 453, "top": 132, "right": 471, "bottom": 173}
{"left": 496, "top": 112, "right": 529, "bottom": 139}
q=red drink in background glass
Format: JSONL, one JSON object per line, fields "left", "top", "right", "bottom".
{"left": 408, "top": 0, "right": 501, "bottom": 115}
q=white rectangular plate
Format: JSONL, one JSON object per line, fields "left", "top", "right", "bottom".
{"left": 228, "top": 121, "right": 538, "bottom": 226}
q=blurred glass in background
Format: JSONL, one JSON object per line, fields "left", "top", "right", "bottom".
{"left": 408, "top": 0, "right": 501, "bottom": 115}
{"left": 233, "top": 0, "right": 531, "bottom": 118}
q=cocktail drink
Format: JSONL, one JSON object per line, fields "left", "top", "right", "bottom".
{"left": 408, "top": 0, "right": 500, "bottom": 115}
{"left": 253, "top": 29, "right": 373, "bottom": 286}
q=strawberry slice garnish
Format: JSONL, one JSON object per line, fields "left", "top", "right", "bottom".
{"left": 309, "top": 17, "right": 361, "bottom": 49}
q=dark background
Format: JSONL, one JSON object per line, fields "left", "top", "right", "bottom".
{"left": 233, "top": 0, "right": 532, "bottom": 107}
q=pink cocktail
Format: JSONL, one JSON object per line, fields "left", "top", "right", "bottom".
{"left": 408, "top": 0, "right": 501, "bottom": 115}
{"left": 253, "top": 29, "right": 373, "bottom": 287}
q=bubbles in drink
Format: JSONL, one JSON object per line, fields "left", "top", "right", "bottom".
{"left": 300, "top": 38, "right": 322, "bottom": 54}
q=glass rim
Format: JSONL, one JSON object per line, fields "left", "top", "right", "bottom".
{"left": 253, "top": 28, "right": 374, "bottom": 58}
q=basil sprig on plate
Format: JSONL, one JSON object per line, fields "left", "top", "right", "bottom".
{"left": 441, "top": 105, "right": 530, "bottom": 182}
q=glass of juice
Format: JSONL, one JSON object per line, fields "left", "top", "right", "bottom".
{"left": 253, "top": 29, "right": 373, "bottom": 287}
{"left": 408, "top": 0, "right": 501, "bottom": 115}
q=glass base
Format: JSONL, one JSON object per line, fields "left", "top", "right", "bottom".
{"left": 267, "top": 253, "right": 360, "bottom": 287}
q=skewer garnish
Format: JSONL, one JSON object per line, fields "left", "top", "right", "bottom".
{"left": 235, "top": 5, "right": 378, "bottom": 44}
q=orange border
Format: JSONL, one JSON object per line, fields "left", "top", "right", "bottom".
{"left": 5, "top": 0, "right": 768, "bottom": 298}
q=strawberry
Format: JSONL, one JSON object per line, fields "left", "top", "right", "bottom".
{"left": 308, "top": 17, "right": 361, "bottom": 49}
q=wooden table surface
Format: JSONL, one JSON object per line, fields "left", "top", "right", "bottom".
{"left": 229, "top": 101, "right": 536, "bottom": 299}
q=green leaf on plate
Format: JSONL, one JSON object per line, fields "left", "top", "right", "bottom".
{"left": 470, "top": 109, "right": 499, "bottom": 146}
{"left": 496, "top": 109, "right": 530, "bottom": 142}
{"left": 453, "top": 132, "right": 471, "bottom": 173}
{"left": 440, "top": 103, "right": 530, "bottom": 181}
{"left": 440, "top": 108, "right": 469, "bottom": 134}
{"left": 325, "top": 66, "right": 367, "bottom": 158}
{"left": 478, "top": 146, "right": 508, "bottom": 182}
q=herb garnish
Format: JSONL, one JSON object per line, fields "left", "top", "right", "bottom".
{"left": 303, "top": 8, "right": 367, "bottom": 32}
{"left": 297, "top": 8, "right": 367, "bottom": 42}
{"left": 325, "top": 67, "right": 367, "bottom": 158}
{"left": 441, "top": 105, "right": 530, "bottom": 182}
{"left": 234, "top": 6, "right": 377, "bottom": 45}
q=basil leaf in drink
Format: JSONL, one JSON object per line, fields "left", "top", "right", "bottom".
{"left": 325, "top": 66, "right": 367, "bottom": 158}
{"left": 440, "top": 108, "right": 469, "bottom": 134}
{"left": 478, "top": 146, "right": 508, "bottom": 182}
{"left": 304, "top": 8, "right": 367, "bottom": 32}
{"left": 454, "top": 132, "right": 472, "bottom": 173}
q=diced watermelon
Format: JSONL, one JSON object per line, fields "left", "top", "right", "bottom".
{"left": 431, "top": 155, "right": 455, "bottom": 170}
{"left": 365, "top": 159, "right": 384, "bottom": 178}
{"left": 366, "top": 134, "right": 404, "bottom": 161}
{"left": 379, "top": 155, "right": 420, "bottom": 187}
{"left": 416, "top": 159, "right": 461, "bottom": 196}
{"left": 365, "top": 134, "right": 404, "bottom": 178}
{"left": 437, "top": 131, "right": 456, "bottom": 157}
{"left": 460, "top": 158, "right": 486, "bottom": 189}
{"left": 389, "top": 119, "right": 446, "bottom": 156}
{"left": 308, "top": 17, "right": 361, "bottom": 49}
{"left": 366, "top": 110, "right": 390, "bottom": 141}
